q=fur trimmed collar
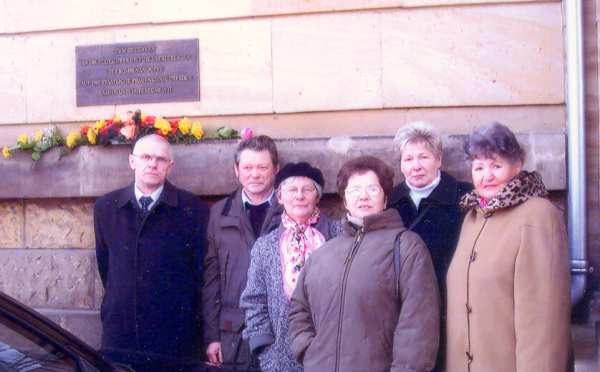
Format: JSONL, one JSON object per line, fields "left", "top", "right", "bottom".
{"left": 460, "top": 171, "right": 548, "bottom": 216}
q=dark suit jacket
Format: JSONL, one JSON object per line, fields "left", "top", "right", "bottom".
{"left": 94, "top": 181, "right": 209, "bottom": 366}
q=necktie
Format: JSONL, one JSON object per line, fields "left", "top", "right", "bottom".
{"left": 139, "top": 196, "right": 153, "bottom": 213}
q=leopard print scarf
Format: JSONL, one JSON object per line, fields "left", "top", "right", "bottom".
{"left": 460, "top": 170, "right": 548, "bottom": 216}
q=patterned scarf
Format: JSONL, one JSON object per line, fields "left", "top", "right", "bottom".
{"left": 279, "top": 208, "right": 326, "bottom": 299}
{"left": 460, "top": 170, "right": 548, "bottom": 217}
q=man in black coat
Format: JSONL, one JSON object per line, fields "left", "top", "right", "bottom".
{"left": 94, "top": 134, "right": 209, "bottom": 372}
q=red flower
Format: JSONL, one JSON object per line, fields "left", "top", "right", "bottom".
{"left": 143, "top": 115, "right": 155, "bottom": 127}
{"left": 80, "top": 126, "right": 89, "bottom": 135}
{"left": 169, "top": 119, "right": 179, "bottom": 135}
{"left": 99, "top": 126, "right": 109, "bottom": 136}
{"left": 105, "top": 119, "right": 113, "bottom": 127}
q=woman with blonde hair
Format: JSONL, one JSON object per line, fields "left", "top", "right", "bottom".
{"left": 390, "top": 122, "right": 471, "bottom": 371}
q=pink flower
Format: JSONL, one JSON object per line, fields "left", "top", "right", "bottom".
{"left": 120, "top": 125, "right": 137, "bottom": 141}
{"left": 241, "top": 127, "right": 254, "bottom": 140}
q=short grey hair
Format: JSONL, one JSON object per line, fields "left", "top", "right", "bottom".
{"left": 277, "top": 176, "right": 323, "bottom": 199}
{"left": 393, "top": 122, "right": 443, "bottom": 159}
{"left": 464, "top": 122, "right": 525, "bottom": 164}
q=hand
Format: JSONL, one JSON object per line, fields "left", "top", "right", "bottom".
{"left": 206, "top": 342, "right": 223, "bottom": 366}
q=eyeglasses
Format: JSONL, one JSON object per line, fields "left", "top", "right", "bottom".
{"left": 282, "top": 185, "right": 317, "bottom": 197}
{"left": 345, "top": 184, "right": 382, "bottom": 198}
{"left": 132, "top": 153, "right": 171, "bottom": 165}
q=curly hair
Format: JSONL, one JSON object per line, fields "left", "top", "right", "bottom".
{"left": 464, "top": 122, "right": 525, "bottom": 164}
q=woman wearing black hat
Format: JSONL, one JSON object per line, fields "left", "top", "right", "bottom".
{"left": 240, "top": 162, "right": 340, "bottom": 372}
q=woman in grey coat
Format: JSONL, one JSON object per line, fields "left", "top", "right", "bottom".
{"left": 240, "top": 162, "right": 340, "bottom": 372}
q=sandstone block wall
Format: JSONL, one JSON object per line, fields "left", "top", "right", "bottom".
{"left": 0, "top": 199, "right": 101, "bottom": 346}
{"left": 0, "top": 0, "right": 564, "bottom": 142}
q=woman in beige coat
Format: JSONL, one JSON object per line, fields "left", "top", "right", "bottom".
{"left": 446, "top": 122, "right": 571, "bottom": 372}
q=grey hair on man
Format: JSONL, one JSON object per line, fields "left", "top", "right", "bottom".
{"left": 393, "top": 121, "right": 443, "bottom": 159}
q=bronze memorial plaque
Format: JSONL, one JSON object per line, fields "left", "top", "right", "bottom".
{"left": 76, "top": 39, "right": 199, "bottom": 106}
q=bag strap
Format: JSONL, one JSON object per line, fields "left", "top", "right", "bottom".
{"left": 394, "top": 230, "right": 406, "bottom": 298}
{"left": 407, "top": 203, "right": 433, "bottom": 230}
{"left": 395, "top": 203, "right": 433, "bottom": 297}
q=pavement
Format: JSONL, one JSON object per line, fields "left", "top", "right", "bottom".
{"left": 573, "top": 323, "right": 598, "bottom": 372}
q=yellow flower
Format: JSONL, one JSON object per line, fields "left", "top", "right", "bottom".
{"left": 93, "top": 120, "right": 106, "bottom": 132}
{"left": 16, "top": 134, "right": 29, "bottom": 147}
{"left": 66, "top": 131, "right": 81, "bottom": 149}
{"left": 191, "top": 121, "right": 204, "bottom": 140}
{"left": 34, "top": 130, "right": 43, "bottom": 142}
{"left": 154, "top": 117, "right": 171, "bottom": 136}
{"left": 2, "top": 147, "right": 11, "bottom": 159}
{"left": 178, "top": 117, "right": 192, "bottom": 135}
{"left": 113, "top": 115, "right": 121, "bottom": 124}
{"left": 87, "top": 128, "right": 97, "bottom": 145}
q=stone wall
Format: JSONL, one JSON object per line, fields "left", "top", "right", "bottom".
{"left": 0, "top": 198, "right": 101, "bottom": 346}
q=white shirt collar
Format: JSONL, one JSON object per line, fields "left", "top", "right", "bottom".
{"left": 406, "top": 170, "right": 441, "bottom": 209}
{"left": 135, "top": 184, "right": 164, "bottom": 211}
{"left": 241, "top": 188, "right": 274, "bottom": 208}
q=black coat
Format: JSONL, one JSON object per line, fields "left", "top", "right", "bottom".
{"left": 389, "top": 171, "right": 472, "bottom": 295}
{"left": 94, "top": 181, "right": 209, "bottom": 368}
{"left": 389, "top": 172, "right": 471, "bottom": 372}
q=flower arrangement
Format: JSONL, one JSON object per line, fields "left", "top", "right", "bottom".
{"left": 3, "top": 126, "right": 64, "bottom": 161}
{"left": 2, "top": 110, "right": 252, "bottom": 161}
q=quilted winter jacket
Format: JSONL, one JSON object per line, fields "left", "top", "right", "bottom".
{"left": 288, "top": 209, "right": 440, "bottom": 372}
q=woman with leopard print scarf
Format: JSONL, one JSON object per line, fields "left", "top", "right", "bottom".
{"left": 446, "top": 122, "right": 571, "bottom": 372}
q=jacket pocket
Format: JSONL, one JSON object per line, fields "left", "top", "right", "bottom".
{"left": 219, "top": 307, "right": 245, "bottom": 333}
{"left": 219, "top": 307, "right": 248, "bottom": 366}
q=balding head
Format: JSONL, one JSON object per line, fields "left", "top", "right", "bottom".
{"left": 129, "top": 134, "right": 174, "bottom": 194}
{"left": 133, "top": 134, "right": 173, "bottom": 160}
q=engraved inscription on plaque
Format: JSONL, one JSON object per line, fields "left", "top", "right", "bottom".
{"left": 76, "top": 39, "right": 199, "bottom": 106}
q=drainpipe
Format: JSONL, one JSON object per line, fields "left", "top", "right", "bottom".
{"left": 564, "top": 0, "right": 588, "bottom": 306}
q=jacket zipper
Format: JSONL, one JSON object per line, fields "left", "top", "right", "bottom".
{"left": 465, "top": 217, "right": 488, "bottom": 372}
{"left": 334, "top": 228, "right": 365, "bottom": 372}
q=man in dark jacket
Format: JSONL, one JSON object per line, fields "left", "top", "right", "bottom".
{"left": 202, "top": 135, "right": 280, "bottom": 371}
{"left": 94, "top": 134, "right": 208, "bottom": 372}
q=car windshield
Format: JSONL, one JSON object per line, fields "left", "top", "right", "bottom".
{"left": 0, "top": 315, "right": 77, "bottom": 371}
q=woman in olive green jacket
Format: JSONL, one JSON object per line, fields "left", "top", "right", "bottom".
{"left": 289, "top": 156, "right": 440, "bottom": 372}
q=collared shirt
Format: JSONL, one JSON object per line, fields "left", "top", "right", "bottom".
{"left": 241, "top": 188, "right": 275, "bottom": 208}
{"left": 134, "top": 184, "right": 164, "bottom": 211}
{"left": 406, "top": 170, "right": 441, "bottom": 209}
